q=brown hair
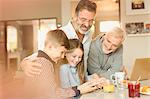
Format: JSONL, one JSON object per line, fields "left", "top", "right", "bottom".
{"left": 75, "top": 0, "right": 97, "bottom": 16}
{"left": 45, "top": 29, "right": 70, "bottom": 50}
{"left": 67, "top": 39, "right": 85, "bottom": 84}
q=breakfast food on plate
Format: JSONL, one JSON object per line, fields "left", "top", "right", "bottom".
{"left": 122, "top": 80, "right": 128, "bottom": 84}
{"left": 141, "top": 86, "right": 150, "bottom": 92}
{"left": 103, "top": 84, "right": 115, "bottom": 93}
{"left": 122, "top": 80, "right": 128, "bottom": 86}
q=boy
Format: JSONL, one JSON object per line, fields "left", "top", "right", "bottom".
{"left": 23, "top": 29, "right": 99, "bottom": 99}
{"left": 23, "top": 29, "right": 73, "bottom": 99}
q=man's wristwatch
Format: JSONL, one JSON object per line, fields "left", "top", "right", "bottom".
{"left": 72, "top": 86, "right": 81, "bottom": 97}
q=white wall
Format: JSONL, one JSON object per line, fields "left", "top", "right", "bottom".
{"left": 0, "top": 0, "right": 61, "bottom": 23}
{"left": 123, "top": 35, "right": 150, "bottom": 73}
{"left": 120, "top": 0, "right": 150, "bottom": 73}
{"left": 61, "top": 0, "right": 71, "bottom": 26}
{"left": 120, "top": 0, "right": 150, "bottom": 26}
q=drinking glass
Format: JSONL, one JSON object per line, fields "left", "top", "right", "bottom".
{"left": 128, "top": 81, "right": 140, "bottom": 98}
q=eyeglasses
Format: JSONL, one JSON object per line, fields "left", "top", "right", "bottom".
{"left": 78, "top": 17, "right": 94, "bottom": 25}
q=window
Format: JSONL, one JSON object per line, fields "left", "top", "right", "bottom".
{"left": 38, "top": 19, "right": 57, "bottom": 50}
{"left": 99, "top": 21, "right": 120, "bottom": 32}
{"left": 7, "top": 26, "right": 17, "bottom": 52}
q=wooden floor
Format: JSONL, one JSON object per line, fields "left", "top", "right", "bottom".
{"left": 0, "top": 59, "right": 61, "bottom": 99}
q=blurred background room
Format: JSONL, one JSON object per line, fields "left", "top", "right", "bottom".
{"left": 0, "top": 0, "right": 150, "bottom": 98}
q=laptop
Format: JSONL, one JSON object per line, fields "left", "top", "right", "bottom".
{"left": 130, "top": 58, "right": 150, "bottom": 81}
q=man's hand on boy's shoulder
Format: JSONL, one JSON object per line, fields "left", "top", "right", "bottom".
{"left": 20, "top": 59, "right": 42, "bottom": 77}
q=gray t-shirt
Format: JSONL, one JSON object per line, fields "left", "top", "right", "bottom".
{"left": 87, "top": 34, "right": 123, "bottom": 79}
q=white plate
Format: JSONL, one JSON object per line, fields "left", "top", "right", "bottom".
{"left": 140, "top": 87, "right": 150, "bottom": 95}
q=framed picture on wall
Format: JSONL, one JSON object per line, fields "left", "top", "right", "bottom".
{"left": 125, "top": 22, "right": 144, "bottom": 35}
{"left": 126, "top": 0, "right": 150, "bottom": 15}
{"left": 144, "top": 22, "right": 150, "bottom": 33}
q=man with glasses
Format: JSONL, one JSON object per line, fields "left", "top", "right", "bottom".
{"left": 61, "top": 0, "right": 96, "bottom": 74}
{"left": 21, "top": 0, "right": 96, "bottom": 76}
{"left": 87, "top": 27, "right": 126, "bottom": 79}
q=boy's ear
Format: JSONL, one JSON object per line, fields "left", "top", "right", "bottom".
{"left": 47, "top": 42, "right": 52, "bottom": 49}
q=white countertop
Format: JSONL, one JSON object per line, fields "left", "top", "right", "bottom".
{"left": 80, "top": 80, "right": 150, "bottom": 99}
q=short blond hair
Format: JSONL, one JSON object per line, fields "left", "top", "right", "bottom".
{"left": 45, "top": 29, "right": 70, "bottom": 49}
{"left": 106, "top": 27, "right": 126, "bottom": 41}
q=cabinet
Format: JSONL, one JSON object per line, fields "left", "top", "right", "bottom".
{"left": 0, "top": 22, "right": 7, "bottom": 65}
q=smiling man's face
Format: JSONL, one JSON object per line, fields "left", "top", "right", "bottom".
{"left": 102, "top": 34, "right": 123, "bottom": 54}
{"left": 74, "top": 9, "right": 95, "bottom": 34}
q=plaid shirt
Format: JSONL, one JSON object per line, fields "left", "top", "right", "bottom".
{"left": 24, "top": 50, "right": 75, "bottom": 99}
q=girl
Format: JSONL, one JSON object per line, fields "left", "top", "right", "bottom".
{"left": 59, "top": 39, "right": 85, "bottom": 88}
{"left": 59, "top": 39, "right": 109, "bottom": 90}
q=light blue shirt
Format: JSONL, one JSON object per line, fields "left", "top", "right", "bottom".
{"left": 60, "top": 21, "right": 93, "bottom": 74}
{"left": 60, "top": 64, "right": 80, "bottom": 88}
